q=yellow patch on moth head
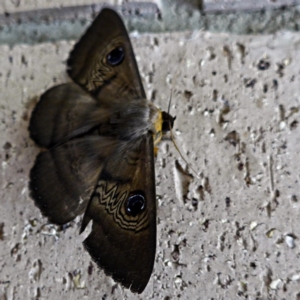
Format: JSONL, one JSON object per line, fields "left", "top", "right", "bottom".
{"left": 153, "top": 110, "right": 163, "bottom": 146}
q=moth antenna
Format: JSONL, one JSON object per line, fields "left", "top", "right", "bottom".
{"left": 167, "top": 29, "right": 203, "bottom": 178}
{"left": 167, "top": 49, "right": 184, "bottom": 115}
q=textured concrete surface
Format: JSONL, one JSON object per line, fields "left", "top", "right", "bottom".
{"left": 204, "top": 0, "right": 300, "bottom": 12}
{"left": 0, "top": 0, "right": 106, "bottom": 13}
{"left": 1, "top": 1, "right": 300, "bottom": 46}
{"left": 1, "top": 0, "right": 300, "bottom": 13}
{"left": 1, "top": 1, "right": 300, "bottom": 300}
{"left": 1, "top": 28, "right": 300, "bottom": 299}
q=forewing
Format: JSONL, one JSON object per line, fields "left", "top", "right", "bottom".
{"left": 67, "top": 8, "right": 146, "bottom": 100}
{"left": 81, "top": 134, "right": 156, "bottom": 293}
{"left": 30, "top": 136, "right": 120, "bottom": 224}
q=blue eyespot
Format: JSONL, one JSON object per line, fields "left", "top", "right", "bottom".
{"left": 126, "top": 193, "right": 145, "bottom": 216}
{"left": 106, "top": 47, "right": 124, "bottom": 66}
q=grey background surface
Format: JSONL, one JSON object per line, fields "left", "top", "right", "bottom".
{"left": 1, "top": 1, "right": 300, "bottom": 299}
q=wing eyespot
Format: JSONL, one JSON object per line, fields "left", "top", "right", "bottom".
{"left": 126, "top": 192, "right": 146, "bottom": 217}
{"left": 106, "top": 46, "right": 125, "bottom": 66}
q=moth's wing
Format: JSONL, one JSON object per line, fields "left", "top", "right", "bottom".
{"left": 67, "top": 8, "right": 146, "bottom": 100}
{"left": 29, "top": 83, "right": 112, "bottom": 148}
{"left": 28, "top": 81, "right": 151, "bottom": 225}
{"left": 81, "top": 134, "right": 156, "bottom": 294}
{"left": 29, "top": 136, "right": 120, "bottom": 224}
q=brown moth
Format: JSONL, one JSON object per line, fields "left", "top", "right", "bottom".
{"left": 29, "top": 8, "right": 174, "bottom": 294}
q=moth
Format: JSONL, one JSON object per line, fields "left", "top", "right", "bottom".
{"left": 29, "top": 8, "right": 175, "bottom": 294}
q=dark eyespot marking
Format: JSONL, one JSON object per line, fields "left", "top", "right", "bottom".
{"left": 106, "top": 47, "right": 125, "bottom": 66}
{"left": 126, "top": 192, "right": 146, "bottom": 217}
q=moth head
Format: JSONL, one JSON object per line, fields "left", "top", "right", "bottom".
{"left": 152, "top": 109, "right": 176, "bottom": 146}
{"left": 161, "top": 111, "right": 176, "bottom": 132}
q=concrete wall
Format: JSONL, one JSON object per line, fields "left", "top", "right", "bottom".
{"left": 1, "top": 1, "right": 300, "bottom": 299}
